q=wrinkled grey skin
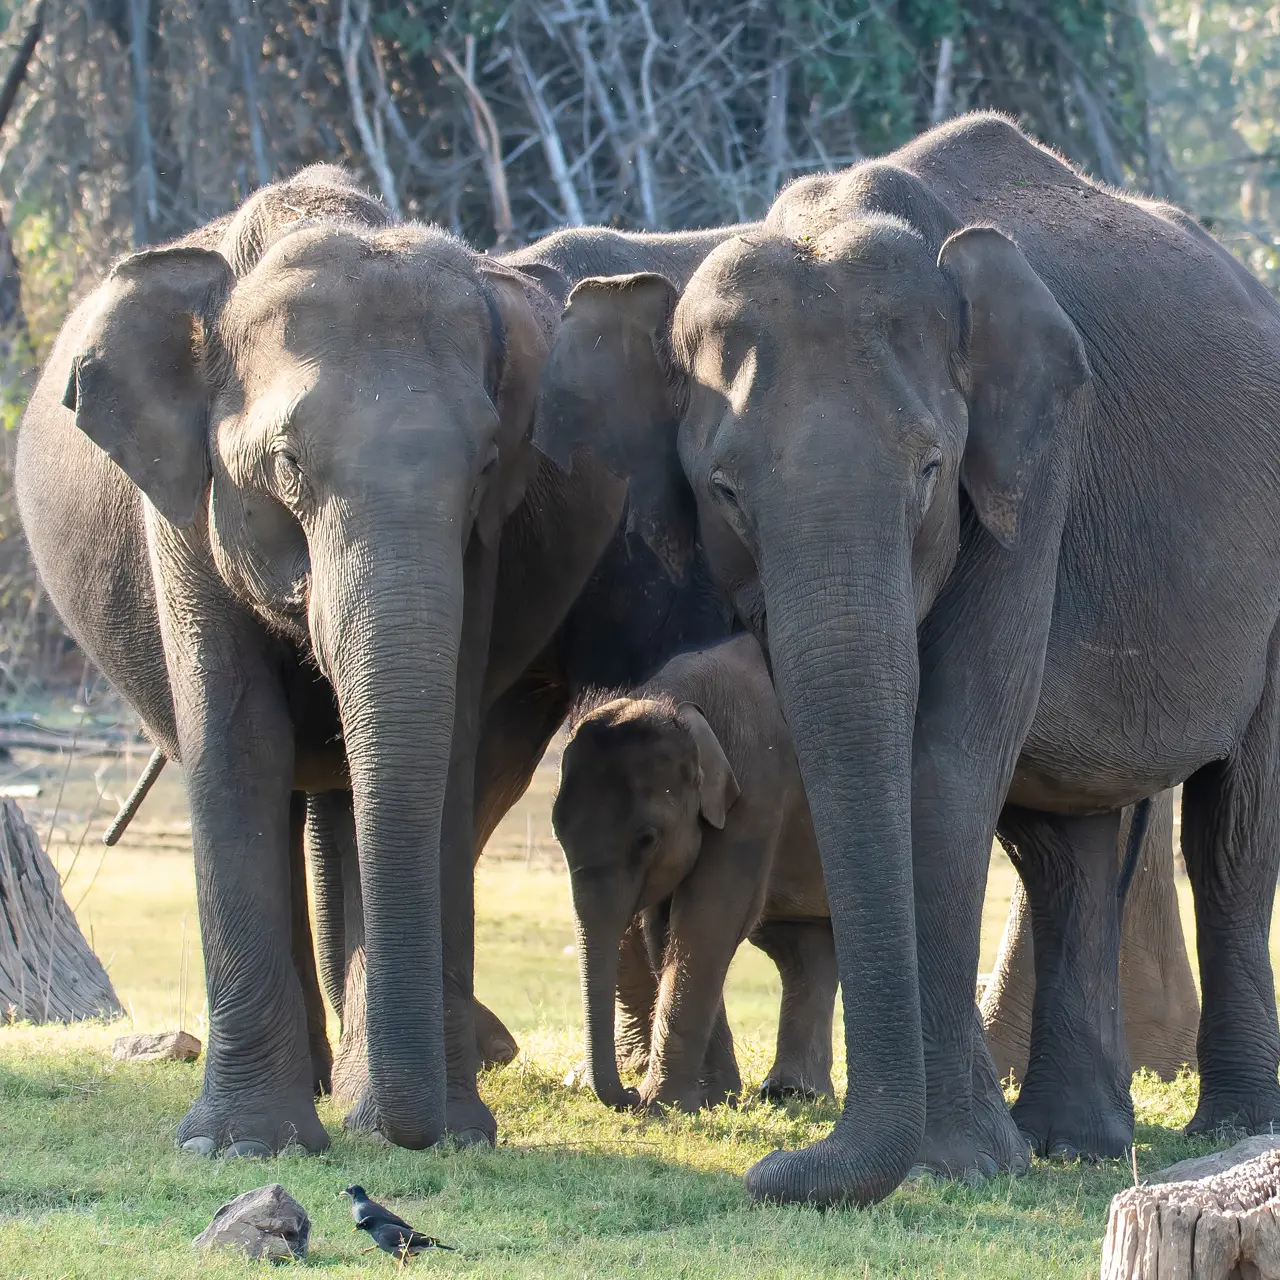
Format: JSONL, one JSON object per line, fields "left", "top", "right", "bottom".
{"left": 17, "top": 165, "right": 747, "bottom": 1154}
{"left": 532, "top": 112, "right": 1280, "bottom": 1205}
{"left": 16, "top": 168, "right": 603, "bottom": 1153}
{"left": 554, "top": 634, "right": 834, "bottom": 1113}
{"left": 982, "top": 791, "right": 1199, "bottom": 1095}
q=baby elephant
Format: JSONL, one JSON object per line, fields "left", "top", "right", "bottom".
{"left": 553, "top": 633, "right": 834, "bottom": 1112}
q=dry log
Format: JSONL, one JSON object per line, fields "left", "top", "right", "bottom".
{"left": 1101, "top": 1148, "right": 1280, "bottom": 1279}
{"left": 0, "top": 799, "right": 122, "bottom": 1022}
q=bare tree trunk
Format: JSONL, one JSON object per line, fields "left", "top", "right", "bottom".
{"left": 1073, "top": 72, "right": 1125, "bottom": 187}
{"left": 228, "top": 0, "right": 270, "bottom": 189}
{"left": 337, "top": 0, "right": 401, "bottom": 217}
{"left": 127, "top": 0, "right": 159, "bottom": 244}
{"left": 0, "top": 800, "right": 121, "bottom": 1023}
{"left": 0, "top": 2, "right": 45, "bottom": 135}
{"left": 440, "top": 39, "right": 517, "bottom": 251}
{"left": 931, "top": 37, "right": 955, "bottom": 125}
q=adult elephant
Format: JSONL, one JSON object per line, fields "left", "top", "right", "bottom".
{"left": 17, "top": 164, "right": 744, "bottom": 1154}
{"left": 533, "top": 112, "right": 1280, "bottom": 1204}
{"left": 982, "top": 791, "right": 1199, "bottom": 1090}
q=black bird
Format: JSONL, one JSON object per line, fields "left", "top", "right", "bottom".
{"left": 340, "top": 1185, "right": 456, "bottom": 1266}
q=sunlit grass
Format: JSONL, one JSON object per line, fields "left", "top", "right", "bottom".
{"left": 0, "top": 755, "right": 1272, "bottom": 1277}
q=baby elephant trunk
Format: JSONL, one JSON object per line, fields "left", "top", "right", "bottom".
{"left": 575, "top": 889, "right": 642, "bottom": 1110}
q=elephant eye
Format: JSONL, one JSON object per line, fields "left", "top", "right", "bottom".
{"left": 918, "top": 453, "right": 942, "bottom": 512}
{"left": 633, "top": 827, "right": 660, "bottom": 859}
{"left": 708, "top": 469, "right": 740, "bottom": 509}
{"left": 272, "top": 447, "right": 305, "bottom": 501}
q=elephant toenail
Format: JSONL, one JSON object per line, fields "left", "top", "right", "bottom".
{"left": 975, "top": 1153, "right": 998, "bottom": 1179}
{"left": 222, "top": 1139, "right": 272, "bottom": 1158}
{"left": 1048, "top": 1142, "right": 1080, "bottom": 1162}
{"left": 451, "top": 1127, "right": 495, "bottom": 1150}
{"left": 180, "top": 1135, "right": 217, "bottom": 1156}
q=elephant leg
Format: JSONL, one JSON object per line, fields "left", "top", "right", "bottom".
{"left": 615, "top": 919, "right": 657, "bottom": 1075}
{"left": 1116, "top": 793, "right": 1198, "bottom": 1080}
{"left": 906, "top": 477, "right": 1070, "bottom": 1184}
{"left": 167, "top": 613, "right": 327, "bottom": 1155}
{"left": 289, "top": 792, "right": 332, "bottom": 1097}
{"left": 307, "top": 791, "right": 349, "bottom": 1022}
{"left": 978, "top": 877, "right": 1034, "bottom": 1086}
{"left": 639, "top": 855, "right": 756, "bottom": 1112}
{"left": 998, "top": 806, "right": 1133, "bottom": 1160}
{"left": 1183, "top": 636, "right": 1280, "bottom": 1136}
{"left": 753, "top": 919, "right": 837, "bottom": 1101}
{"left": 471, "top": 669, "right": 571, "bottom": 1071}
{"left": 981, "top": 791, "right": 1197, "bottom": 1087}
{"left": 698, "top": 998, "right": 742, "bottom": 1109}
{"left": 436, "top": 536, "right": 506, "bottom": 1144}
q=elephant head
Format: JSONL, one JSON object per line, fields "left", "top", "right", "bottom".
{"left": 534, "top": 215, "right": 1089, "bottom": 1200}
{"left": 61, "top": 222, "right": 555, "bottom": 1148}
{"left": 552, "top": 695, "right": 739, "bottom": 1107}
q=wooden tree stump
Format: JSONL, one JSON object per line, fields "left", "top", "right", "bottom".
{"left": 1102, "top": 1148, "right": 1280, "bottom": 1279}
{"left": 0, "top": 799, "right": 122, "bottom": 1022}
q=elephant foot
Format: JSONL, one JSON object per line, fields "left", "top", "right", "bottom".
{"left": 913, "top": 1069, "right": 1031, "bottom": 1182}
{"left": 744, "top": 1130, "right": 915, "bottom": 1207}
{"left": 341, "top": 1084, "right": 497, "bottom": 1148}
{"left": 310, "top": 1036, "right": 334, "bottom": 1099}
{"left": 445, "top": 1088, "right": 498, "bottom": 1147}
{"left": 759, "top": 1059, "right": 835, "bottom": 1104}
{"left": 177, "top": 1086, "right": 329, "bottom": 1157}
{"left": 342, "top": 1086, "right": 381, "bottom": 1134}
{"left": 1011, "top": 1083, "right": 1133, "bottom": 1161}
{"left": 1186, "top": 1079, "right": 1280, "bottom": 1139}
{"left": 474, "top": 1001, "right": 520, "bottom": 1070}
{"left": 911, "top": 1115, "right": 1031, "bottom": 1183}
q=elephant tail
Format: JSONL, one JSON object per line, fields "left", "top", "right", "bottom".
{"left": 102, "top": 748, "right": 166, "bottom": 846}
{"left": 1116, "top": 795, "right": 1153, "bottom": 909}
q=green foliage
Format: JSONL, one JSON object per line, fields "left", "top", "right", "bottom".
{"left": 1147, "top": 3, "right": 1280, "bottom": 290}
{"left": 0, "top": 1025, "right": 1236, "bottom": 1279}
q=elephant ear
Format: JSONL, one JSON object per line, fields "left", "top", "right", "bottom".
{"left": 63, "top": 246, "right": 233, "bottom": 528}
{"left": 531, "top": 272, "right": 695, "bottom": 580}
{"left": 675, "top": 702, "right": 740, "bottom": 831}
{"left": 474, "top": 266, "right": 558, "bottom": 547}
{"left": 938, "top": 227, "right": 1090, "bottom": 549}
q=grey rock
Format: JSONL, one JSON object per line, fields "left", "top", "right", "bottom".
{"left": 192, "top": 1183, "right": 309, "bottom": 1262}
{"left": 112, "top": 1030, "right": 201, "bottom": 1062}
{"left": 1148, "top": 1133, "right": 1280, "bottom": 1185}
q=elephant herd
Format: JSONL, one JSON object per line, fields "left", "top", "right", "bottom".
{"left": 16, "top": 111, "right": 1280, "bottom": 1207}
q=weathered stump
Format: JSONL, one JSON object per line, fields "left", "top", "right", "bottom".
{"left": 0, "top": 798, "right": 122, "bottom": 1022}
{"left": 1101, "top": 1148, "right": 1280, "bottom": 1279}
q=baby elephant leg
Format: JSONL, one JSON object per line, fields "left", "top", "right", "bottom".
{"left": 752, "top": 919, "right": 838, "bottom": 1101}
{"left": 698, "top": 998, "right": 743, "bottom": 1108}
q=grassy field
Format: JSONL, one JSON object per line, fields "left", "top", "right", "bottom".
{"left": 0, "top": 740, "right": 1268, "bottom": 1278}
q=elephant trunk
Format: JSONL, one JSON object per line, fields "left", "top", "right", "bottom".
{"left": 749, "top": 516, "right": 924, "bottom": 1204}
{"left": 575, "top": 887, "right": 642, "bottom": 1109}
{"left": 312, "top": 525, "right": 464, "bottom": 1149}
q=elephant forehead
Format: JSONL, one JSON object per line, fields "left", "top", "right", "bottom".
{"left": 219, "top": 258, "right": 491, "bottom": 374}
{"left": 678, "top": 221, "right": 946, "bottom": 341}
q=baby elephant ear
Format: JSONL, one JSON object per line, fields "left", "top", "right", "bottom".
{"left": 675, "top": 702, "right": 740, "bottom": 830}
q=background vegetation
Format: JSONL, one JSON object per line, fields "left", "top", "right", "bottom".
{"left": 0, "top": 0, "right": 1273, "bottom": 695}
